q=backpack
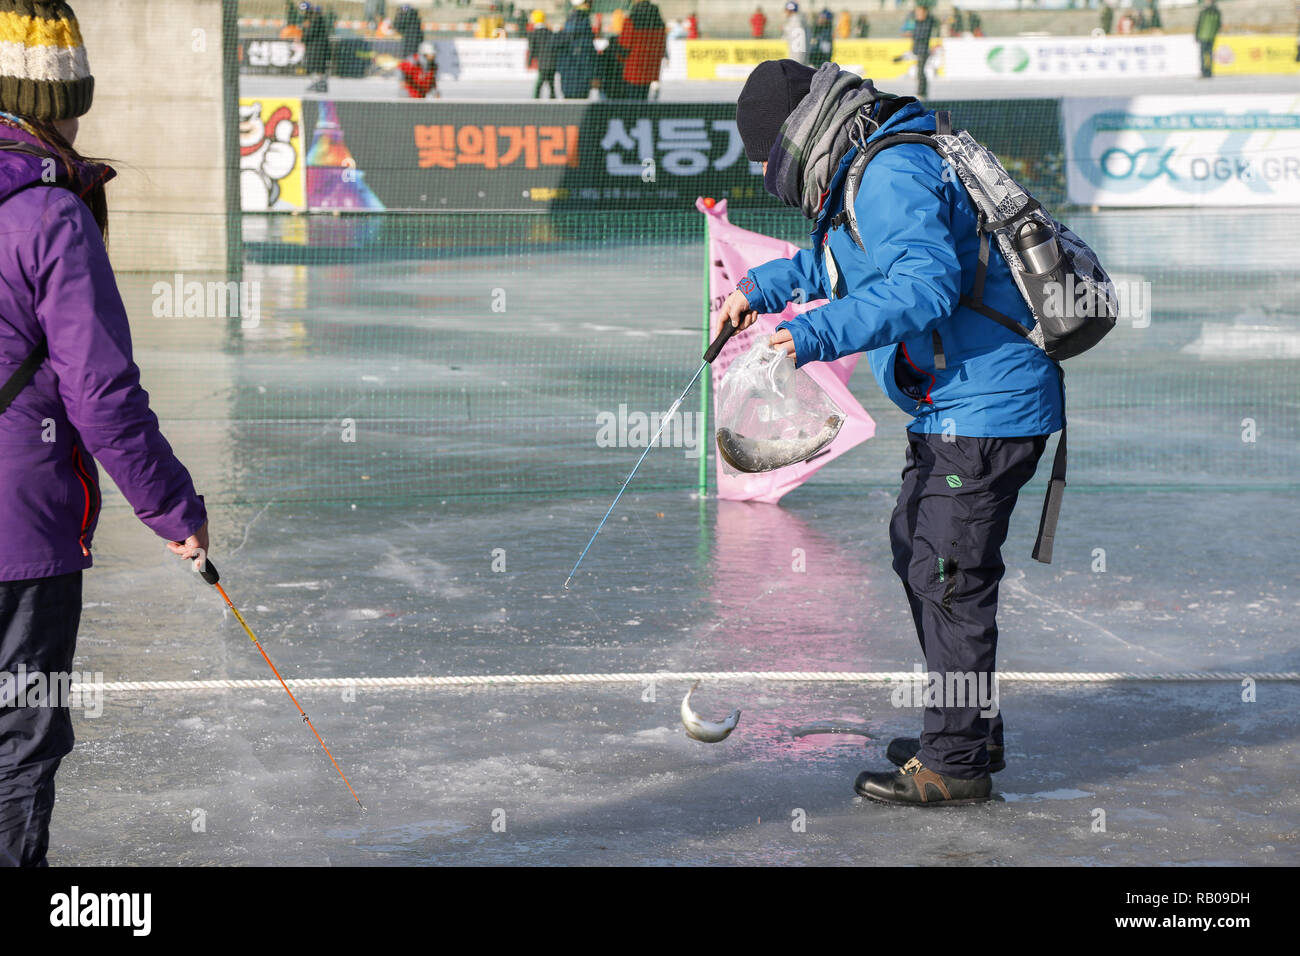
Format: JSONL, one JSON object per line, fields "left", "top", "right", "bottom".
{"left": 834, "top": 111, "right": 1118, "bottom": 564}
{"left": 839, "top": 110, "right": 1117, "bottom": 364}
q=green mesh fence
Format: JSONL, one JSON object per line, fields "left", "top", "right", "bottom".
{"left": 117, "top": 8, "right": 1300, "bottom": 509}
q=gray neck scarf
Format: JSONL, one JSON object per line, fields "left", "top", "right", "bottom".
{"left": 764, "top": 63, "right": 882, "bottom": 219}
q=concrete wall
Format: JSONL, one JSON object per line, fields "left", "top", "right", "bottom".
{"left": 77, "top": 0, "right": 229, "bottom": 273}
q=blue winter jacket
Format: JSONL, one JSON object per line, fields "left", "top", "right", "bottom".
{"left": 740, "top": 100, "right": 1064, "bottom": 438}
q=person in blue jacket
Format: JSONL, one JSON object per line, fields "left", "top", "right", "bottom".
{"left": 720, "top": 60, "right": 1063, "bottom": 806}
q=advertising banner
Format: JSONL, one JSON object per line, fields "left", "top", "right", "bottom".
{"left": 945, "top": 35, "right": 1200, "bottom": 80}
{"left": 240, "top": 38, "right": 306, "bottom": 75}
{"left": 228, "top": 98, "right": 1060, "bottom": 214}
{"left": 1063, "top": 94, "right": 1300, "bottom": 207}
{"left": 298, "top": 99, "right": 767, "bottom": 212}
{"left": 1210, "top": 34, "right": 1300, "bottom": 76}
{"left": 683, "top": 38, "right": 927, "bottom": 80}
{"left": 434, "top": 38, "right": 532, "bottom": 81}
{"left": 239, "top": 97, "right": 307, "bottom": 212}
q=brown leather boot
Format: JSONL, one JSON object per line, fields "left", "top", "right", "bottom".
{"left": 855, "top": 757, "right": 992, "bottom": 806}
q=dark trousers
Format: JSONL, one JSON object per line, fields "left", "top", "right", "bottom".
{"left": 533, "top": 70, "right": 558, "bottom": 98}
{"left": 1200, "top": 40, "right": 1214, "bottom": 77}
{"left": 0, "top": 572, "right": 81, "bottom": 867}
{"left": 915, "top": 52, "right": 930, "bottom": 97}
{"left": 889, "top": 432, "right": 1045, "bottom": 778}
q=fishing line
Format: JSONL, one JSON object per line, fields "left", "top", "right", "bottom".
{"left": 565, "top": 321, "right": 737, "bottom": 589}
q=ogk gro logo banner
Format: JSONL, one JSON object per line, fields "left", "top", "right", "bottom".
{"left": 1064, "top": 95, "right": 1300, "bottom": 207}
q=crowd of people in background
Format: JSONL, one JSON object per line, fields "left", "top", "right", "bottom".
{"left": 270, "top": 0, "right": 1249, "bottom": 98}
{"left": 774, "top": 0, "right": 949, "bottom": 93}
{"left": 516, "top": 1, "right": 676, "bottom": 101}
{"left": 754, "top": 1, "right": 979, "bottom": 46}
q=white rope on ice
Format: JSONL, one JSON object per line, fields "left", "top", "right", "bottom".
{"left": 69, "top": 670, "right": 1300, "bottom": 694}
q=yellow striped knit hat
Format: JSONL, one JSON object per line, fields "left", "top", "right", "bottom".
{"left": 0, "top": 1, "right": 93, "bottom": 121}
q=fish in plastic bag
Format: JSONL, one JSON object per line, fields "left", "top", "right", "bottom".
{"left": 715, "top": 340, "right": 845, "bottom": 474}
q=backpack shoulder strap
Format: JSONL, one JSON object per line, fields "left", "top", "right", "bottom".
{"left": 0, "top": 338, "right": 48, "bottom": 417}
{"left": 1031, "top": 423, "right": 1067, "bottom": 564}
{"left": 841, "top": 131, "right": 944, "bottom": 251}
{"left": 1031, "top": 366, "right": 1068, "bottom": 564}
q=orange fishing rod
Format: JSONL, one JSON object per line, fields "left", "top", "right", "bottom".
{"left": 195, "top": 557, "right": 362, "bottom": 810}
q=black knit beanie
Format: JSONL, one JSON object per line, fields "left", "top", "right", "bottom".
{"left": 736, "top": 59, "right": 816, "bottom": 163}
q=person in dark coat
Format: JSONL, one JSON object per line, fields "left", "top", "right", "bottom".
{"left": 0, "top": 1, "right": 208, "bottom": 866}
{"left": 394, "top": 3, "right": 423, "bottom": 59}
{"left": 809, "top": 9, "right": 835, "bottom": 67}
{"left": 595, "top": 44, "right": 624, "bottom": 100}
{"left": 303, "top": 4, "right": 333, "bottom": 92}
{"left": 909, "top": 3, "right": 935, "bottom": 97}
{"left": 557, "top": 1, "right": 597, "bottom": 99}
{"left": 530, "top": 24, "right": 560, "bottom": 98}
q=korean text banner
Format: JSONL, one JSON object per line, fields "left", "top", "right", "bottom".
{"left": 1063, "top": 94, "right": 1300, "bottom": 207}
{"left": 240, "top": 38, "right": 305, "bottom": 75}
{"left": 945, "top": 35, "right": 1199, "bottom": 80}
{"left": 299, "top": 99, "right": 772, "bottom": 213}
{"left": 684, "top": 39, "right": 924, "bottom": 81}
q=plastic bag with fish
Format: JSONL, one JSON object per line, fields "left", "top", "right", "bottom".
{"left": 714, "top": 340, "right": 845, "bottom": 474}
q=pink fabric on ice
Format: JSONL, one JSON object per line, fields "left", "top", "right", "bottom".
{"left": 698, "top": 196, "right": 875, "bottom": 504}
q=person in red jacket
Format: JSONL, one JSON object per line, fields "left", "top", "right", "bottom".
{"left": 399, "top": 41, "right": 439, "bottom": 98}
{"left": 686, "top": 11, "right": 699, "bottom": 38}
{"left": 617, "top": 1, "right": 667, "bottom": 101}
{"left": 750, "top": 6, "right": 768, "bottom": 37}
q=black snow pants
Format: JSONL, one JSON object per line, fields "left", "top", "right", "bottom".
{"left": 889, "top": 432, "right": 1046, "bottom": 778}
{"left": 0, "top": 572, "right": 81, "bottom": 866}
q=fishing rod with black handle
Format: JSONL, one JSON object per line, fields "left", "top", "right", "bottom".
{"left": 192, "top": 555, "right": 363, "bottom": 810}
{"left": 564, "top": 318, "right": 739, "bottom": 590}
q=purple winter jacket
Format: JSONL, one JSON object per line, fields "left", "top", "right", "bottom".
{"left": 0, "top": 125, "right": 206, "bottom": 582}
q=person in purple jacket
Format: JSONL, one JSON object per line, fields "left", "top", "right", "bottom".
{"left": 0, "top": 1, "right": 209, "bottom": 866}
